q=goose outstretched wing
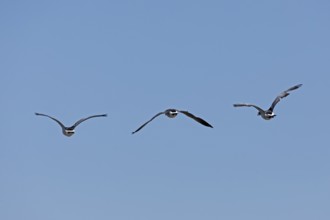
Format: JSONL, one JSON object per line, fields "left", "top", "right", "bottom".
{"left": 269, "top": 84, "right": 303, "bottom": 111}
{"left": 233, "top": 103, "right": 265, "bottom": 113}
{"left": 35, "top": 113, "right": 66, "bottom": 130}
{"left": 132, "top": 112, "right": 165, "bottom": 134}
{"left": 179, "top": 110, "right": 213, "bottom": 128}
{"left": 72, "top": 114, "right": 107, "bottom": 128}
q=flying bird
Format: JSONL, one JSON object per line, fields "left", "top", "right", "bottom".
{"left": 233, "top": 84, "right": 302, "bottom": 120}
{"left": 35, "top": 113, "right": 107, "bottom": 136}
{"left": 132, "top": 109, "right": 213, "bottom": 134}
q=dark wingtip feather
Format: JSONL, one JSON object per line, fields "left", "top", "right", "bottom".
{"left": 233, "top": 103, "right": 248, "bottom": 107}
{"left": 289, "top": 83, "right": 303, "bottom": 91}
{"left": 203, "top": 122, "right": 214, "bottom": 128}
{"left": 195, "top": 118, "right": 214, "bottom": 128}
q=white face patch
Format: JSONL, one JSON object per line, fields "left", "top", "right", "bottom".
{"left": 168, "top": 112, "right": 178, "bottom": 118}
{"left": 64, "top": 130, "right": 75, "bottom": 136}
{"left": 165, "top": 110, "right": 178, "bottom": 118}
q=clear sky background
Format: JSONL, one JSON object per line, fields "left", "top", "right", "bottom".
{"left": 1, "top": 0, "right": 329, "bottom": 220}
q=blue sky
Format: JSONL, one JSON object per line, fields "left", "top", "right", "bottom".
{"left": 1, "top": 0, "right": 329, "bottom": 219}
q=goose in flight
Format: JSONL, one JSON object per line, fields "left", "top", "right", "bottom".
{"left": 35, "top": 113, "right": 107, "bottom": 136}
{"left": 233, "top": 84, "right": 302, "bottom": 120}
{"left": 132, "top": 109, "right": 213, "bottom": 134}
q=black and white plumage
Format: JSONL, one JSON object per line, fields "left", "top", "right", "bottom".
{"left": 35, "top": 113, "right": 107, "bottom": 136}
{"left": 233, "top": 84, "right": 302, "bottom": 120}
{"left": 132, "top": 109, "right": 213, "bottom": 134}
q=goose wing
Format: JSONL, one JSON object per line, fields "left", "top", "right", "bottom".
{"left": 72, "top": 114, "right": 107, "bottom": 128}
{"left": 233, "top": 103, "right": 265, "bottom": 113}
{"left": 132, "top": 111, "right": 165, "bottom": 134}
{"left": 35, "top": 112, "right": 66, "bottom": 130}
{"left": 179, "top": 110, "right": 213, "bottom": 128}
{"left": 269, "top": 84, "right": 303, "bottom": 111}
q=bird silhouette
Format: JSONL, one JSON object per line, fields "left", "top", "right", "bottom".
{"left": 132, "top": 109, "right": 213, "bottom": 134}
{"left": 233, "top": 84, "right": 302, "bottom": 120}
{"left": 35, "top": 113, "right": 107, "bottom": 136}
